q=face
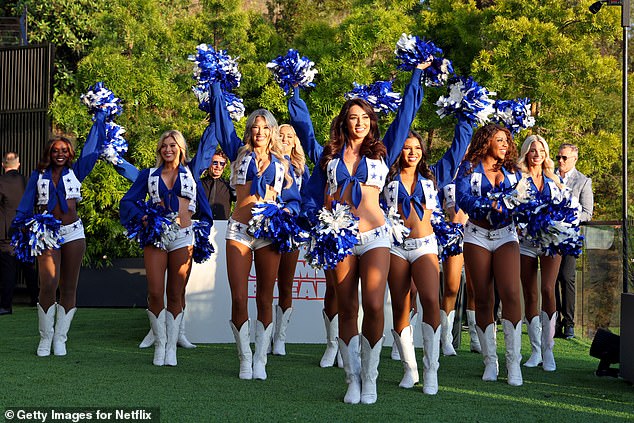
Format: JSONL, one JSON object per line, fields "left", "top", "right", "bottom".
{"left": 50, "top": 141, "right": 70, "bottom": 167}
{"left": 346, "top": 105, "right": 371, "bottom": 141}
{"left": 487, "top": 131, "right": 509, "bottom": 161}
{"left": 279, "top": 126, "right": 295, "bottom": 156}
{"left": 401, "top": 137, "right": 423, "bottom": 169}
{"left": 526, "top": 141, "right": 546, "bottom": 168}
{"left": 160, "top": 136, "right": 181, "bottom": 164}
{"left": 251, "top": 116, "right": 271, "bottom": 148}
{"left": 557, "top": 147, "right": 578, "bottom": 174}
{"left": 209, "top": 154, "right": 226, "bottom": 178}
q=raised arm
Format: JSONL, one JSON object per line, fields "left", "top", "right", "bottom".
{"left": 113, "top": 158, "right": 140, "bottom": 183}
{"left": 430, "top": 118, "right": 472, "bottom": 189}
{"left": 455, "top": 162, "right": 488, "bottom": 221}
{"left": 288, "top": 87, "right": 323, "bottom": 165}
{"left": 73, "top": 109, "right": 106, "bottom": 181}
{"left": 300, "top": 161, "right": 327, "bottom": 220}
{"left": 383, "top": 67, "right": 425, "bottom": 167}
{"left": 119, "top": 168, "right": 150, "bottom": 225}
{"left": 210, "top": 82, "right": 242, "bottom": 162}
{"left": 188, "top": 119, "right": 219, "bottom": 181}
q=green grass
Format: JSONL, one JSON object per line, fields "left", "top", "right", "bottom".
{"left": 0, "top": 306, "right": 632, "bottom": 422}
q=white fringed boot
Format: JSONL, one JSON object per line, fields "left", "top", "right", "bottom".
{"left": 273, "top": 305, "right": 293, "bottom": 356}
{"left": 476, "top": 322, "right": 499, "bottom": 381}
{"left": 230, "top": 320, "right": 253, "bottom": 379}
{"left": 36, "top": 303, "right": 56, "bottom": 357}
{"left": 391, "top": 326, "right": 419, "bottom": 388}
{"left": 440, "top": 309, "right": 457, "bottom": 356}
{"left": 147, "top": 309, "right": 167, "bottom": 366}
{"left": 421, "top": 322, "right": 441, "bottom": 395}
{"left": 523, "top": 315, "right": 542, "bottom": 367}
{"left": 253, "top": 320, "right": 274, "bottom": 380}
{"left": 503, "top": 319, "right": 523, "bottom": 386}
{"left": 541, "top": 311, "right": 557, "bottom": 372}
{"left": 466, "top": 310, "right": 481, "bottom": 353}
{"left": 337, "top": 335, "right": 361, "bottom": 404}
{"left": 360, "top": 334, "right": 384, "bottom": 405}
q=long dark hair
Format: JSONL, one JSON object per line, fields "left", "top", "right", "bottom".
{"left": 388, "top": 130, "right": 436, "bottom": 187}
{"left": 319, "top": 98, "right": 386, "bottom": 170}
{"left": 37, "top": 136, "right": 76, "bottom": 172}
{"left": 463, "top": 124, "right": 517, "bottom": 173}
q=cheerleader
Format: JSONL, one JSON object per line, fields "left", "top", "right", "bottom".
{"left": 119, "top": 130, "right": 214, "bottom": 366}
{"left": 210, "top": 82, "right": 301, "bottom": 380}
{"left": 385, "top": 116, "right": 472, "bottom": 394}
{"left": 301, "top": 61, "right": 429, "bottom": 404}
{"left": 517, "top": 134, "right": 564, "bottom": 371}
{"left": 271, "top": 123, "right": 309, "bottom": 356}
{"left": 455, "top": 123, "right": 524, "bottom": 386}
{"left": 14, "top": 111, "right": 105, "bottom": 357}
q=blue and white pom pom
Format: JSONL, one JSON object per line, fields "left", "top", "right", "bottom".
{"left": 267, "top": 49, "right": 318, "bottom": 95}
{"left": 10, "top": 213, "right": 64, "bottom": 263}
{"left": 80, "top": 81, "right": 122, "bottom": 120}
{"left": 192, "top": 220, "right": 214, "bottom": 263}
{"left": 345, "top": 80, "right": 402, "bottom": 115}
{"left": 486, "top": 177, "right": 534, "bottom": 227}
{"left": 123, "top": 201, "right": 180, "bottom": 250}
{"left": 395, "top": 33, "right": 454, "bottom": 87}
{"left": 99, "top": 121, "right": 128, "bottom": 165}
{"left": 305, "top": 202, "right": 359, "bottom": 269}
{"left": 189, "top": 44, "right": 241, "bottom": 92}
{"left": 491, "top": 98, "right": 536, "bottom": 134}
{"left": 431, "top": 209, "right": 463, "bottom": 261}
{"left": 248, "top": 201, "right": 304, "bottom": 253}
{"left": 192, "top": 86, "right": 245, "bottom": 121}
{"left": 436, "top": 76, "right": 496, "bottom": 127}
{"left": 385, "top": 207, "right": 411, "bottom": 245}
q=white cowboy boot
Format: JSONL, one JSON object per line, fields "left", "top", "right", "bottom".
{"left": 177, "top": 308, "right": 196, "bottom": 349}
{"left": 440, "top": 309, "right": 457, "bottom": 356}
{"left": 391, "top": 326, "right": 419, "bottom": 388}
{"left": 273, "top": 305, "right": 293, "bottom": 356}
{"left": 253, "top": 320, "right": 274, "bottom": 380}
{"left": 147, "top": 309, "right": 167, "bottom": 366}
{"left": 360, "top": 334, "right": 384, "bottom": 405}
{"left": 337, "top": 335, "right": 361, "bottom": 404}
{"left": 421, "top": 322, "right": 441, "bottom": 395}
{"left": 230, "top": 320, "right": 253, "bottom": 379}
{"left": 164, "top": 311, "right": 183, "bottom": 366}
{"left": 503, "top": 319, "right": 523, "bottom": 386}
{"left": 36, "top": 303, "right": 56, "bottom": 357}
{"left": 466, "top": 310, "right": 481, "bottom": 353}
{"left": 139, "top": 328, "right": 154, "bottom": 349}
{"left": 523, "top": 315, "right": 542, "bottom": 367}
{"left": 541, "top": 311, "right": 557, "bottom": 372}
{"left": 52, "top": 304, "right": 77, "bottom": 356}
{"left": 320, "top": 310, "right": 340, "bottom": 368}
{"left": 476, "top": 322, "right": 498, "bottom": 381}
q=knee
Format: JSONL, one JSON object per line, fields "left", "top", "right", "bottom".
{"left": 362, "top": 298, "right": 384, "bottom": 319}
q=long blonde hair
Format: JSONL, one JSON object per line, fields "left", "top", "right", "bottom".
{"left": 156, "top": 130, "right": 188, "bottom": 167}
{"left": 517, "top": 134, "right": 563, "bottom": 189}
{"left": 231, "top": 109, "right": 293, "bottom": 188}
{"left": 279, "top": 124, "right": 306, "bottom": 176}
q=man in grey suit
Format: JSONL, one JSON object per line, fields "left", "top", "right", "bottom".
{"left": 555, "top": 143, "right": 593, "bottom": 339}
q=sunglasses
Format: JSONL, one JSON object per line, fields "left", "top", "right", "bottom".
{"left": 212, "top": 160, "right": 226, "bottom": 166}
{"left": 555, "top": 155, "right": 576, "bottom": 162}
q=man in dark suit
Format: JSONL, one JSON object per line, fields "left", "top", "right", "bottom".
{"left": 200, "top": 150, "right": 235, "bottom": 220}
{"left": 0, "top": 152, "right": 27, "bottom": 314}
{"left": 555, "top": 143, "right": 593, "bottom": 338}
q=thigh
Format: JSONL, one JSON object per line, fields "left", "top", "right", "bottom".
{"left": 334, "top": 255, "right": 360, "bottom": 312}
{"left": 166, "top": 246, "right": 193, "bottom": 293}
{"left": 226, "top": 239, "right": 253, "bottom": 299}
{"left": 520, "top": 254, "right": 538, "bottom": 292}
{"left": 540, "top": 254, "right": 562, "bottom": 291}
{"left": 59, "top": 238, "right": 86, "bottom": 286}
{"left": 144, "top": 246, "right": 168, "bottom": 294}
{"left": 493, "top": 241, "right": 521, "bottom": 304}
{"left": 387, "top": 254, "right": 411, "bottom": 329}
{"left": 463, "top": 243, "right": 493, "bottom": 302}
{"left": 359, "top": 247, "right": 390, "bottom": 310}
{"left": 411, "top": 254, "right": 440, "bottom": 304}
{"left": 254, "top": 245, "right": 282, "bottom": 294}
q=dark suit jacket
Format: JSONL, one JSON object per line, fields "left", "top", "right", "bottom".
{"left": 0, "top": 169, "right": 26, "bottom": 251}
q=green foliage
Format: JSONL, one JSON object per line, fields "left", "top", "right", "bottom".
{"left": 36, "top": 0, "right": 628, "bottom": 263}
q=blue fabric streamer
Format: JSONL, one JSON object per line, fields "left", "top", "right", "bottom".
{"left": 436, "top": 76, "right": 496, "bottom": 127}
{"left": 344, "top": 80, "right": 402, "bottom": 115}
{"left": 430, "top": 209, "right": 463, "bottom": 261}
{"left": 394, "top": 33, "right": 454, "bottom": 87}
{"left": 10, "top": 213, "right": 64, "bottom": 263}
{"left": 123, "top": 201, "right": 180, "bottom": 250}
{"left": 192, "top": 220, "right": 215, "bottom": 263}
{"left": 267, "top": 49, "right": 318, "bottom": 95}
{"left": 491, "top": 98, "right": 536, "bottom": 134}
{"left": 248, "top": 201, "right": 306, "bottom": 253}
{"left": 100, "top": 121, "right": 129, "bottom": 165}
{"left": 80, "top": 81, "right": 123, "bottom": 120}
{"left": 304, "top": 201, "right": 359, "bottom": 269}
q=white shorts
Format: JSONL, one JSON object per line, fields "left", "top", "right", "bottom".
{"left": 59, "top": 219, "right": 85, "bottom": 245}
{"left": 166, "top": 225, "right": 194, "bottom": 252}
{"left": 390, "top": 233, "right": 438, "bottom": 263}
{"left": 352, "top": 224, "right": 391, "bottom": 256}
{"left": 463, "top": 221, "right": 518, "bottom": 252}
{"left": 519, "top": 241, "right": 539, "bottom": 258}
{"left": 225, "top": 218, "right": 273, "bottom": 251}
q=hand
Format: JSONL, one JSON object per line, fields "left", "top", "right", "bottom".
{"left": 416, "top": 56, "right": 433, "bottom": 71}
{"left": 141, "top": 215, "right": 148, "bottom": 227}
